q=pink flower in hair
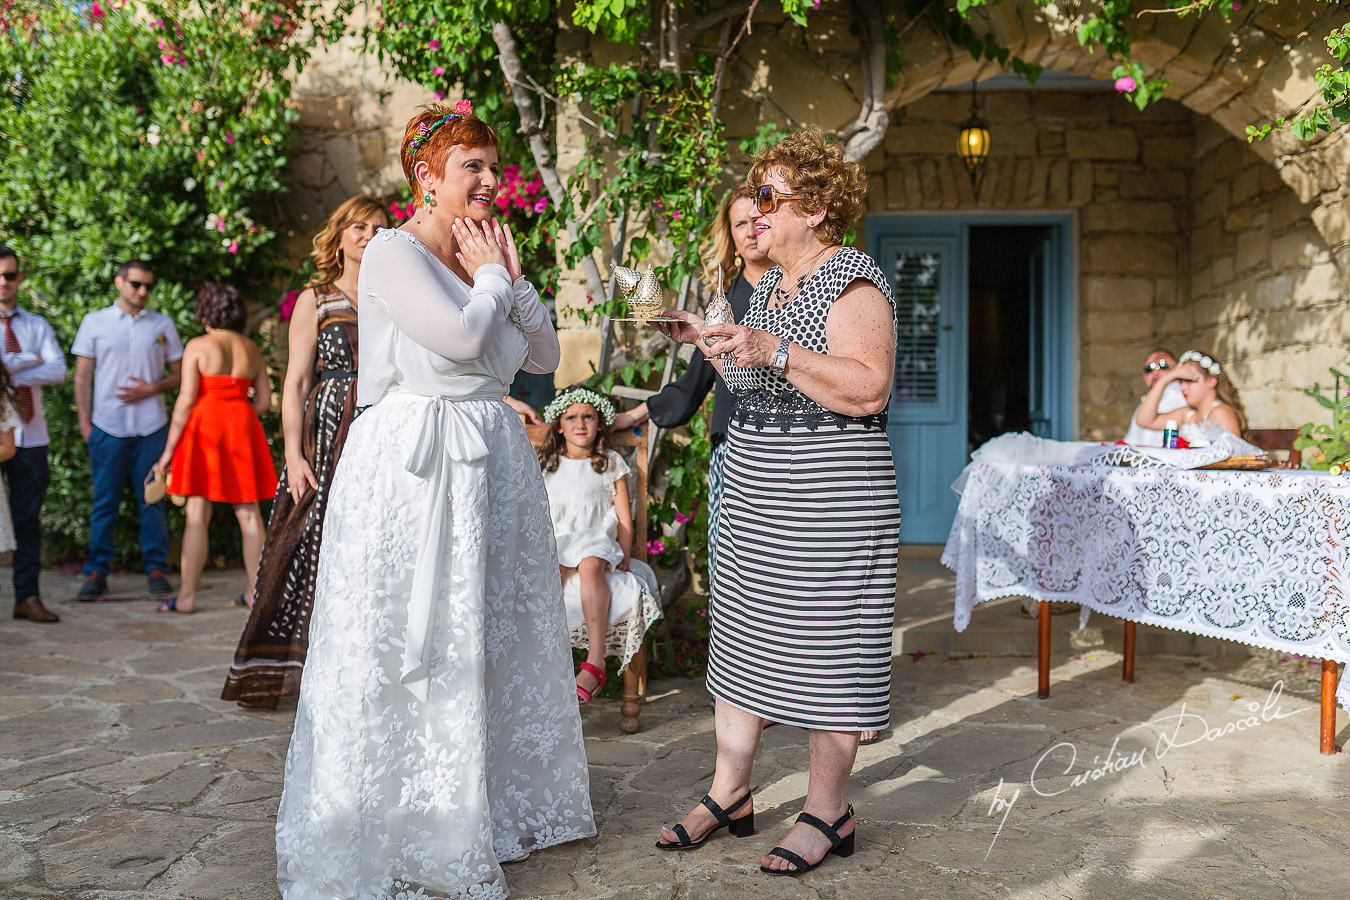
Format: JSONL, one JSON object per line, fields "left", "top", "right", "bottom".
{"left": 455, "top": 99, "right": 472, "bottom": 114}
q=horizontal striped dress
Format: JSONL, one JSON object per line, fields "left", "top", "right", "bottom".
{"left": 709, "top": 247, "right": 901, "bottom": 731}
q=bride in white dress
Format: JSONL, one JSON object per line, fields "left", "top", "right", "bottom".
{"left": 275, "top": 104, "right": 595, "bottom": 900}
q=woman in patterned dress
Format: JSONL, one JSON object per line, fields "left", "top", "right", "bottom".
{"left": 220, "top": 196, "right": 388, "bottom": 709}
{"left": 653, "top": 128, "right": 900, "bottom": 876}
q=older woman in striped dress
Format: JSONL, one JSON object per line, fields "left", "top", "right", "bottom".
{"left": 653, "top": 127, "right": 900, "bottom": 876}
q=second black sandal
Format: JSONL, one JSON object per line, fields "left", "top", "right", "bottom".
{"left": 760, "top": 804, "right": 856, "bottom": 876}
{"left": 655, "top": 792, "right": 755, "bottom": 850}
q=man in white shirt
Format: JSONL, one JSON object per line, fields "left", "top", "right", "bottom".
{"left": 72, "top": 261, "right": 183, "bottom": 600}
{"left": 0, "top": 245, "right": 66, "bottom": 623}
{"left": 1124, "top": 349, "right": 1188, "bottom": 446}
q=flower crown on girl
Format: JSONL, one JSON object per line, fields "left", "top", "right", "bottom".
{"left": 1178, "top": 350, "right": 1220, "bottom": 376}
{"left": 543, "top": 387, "right": 616, "bottom": 425}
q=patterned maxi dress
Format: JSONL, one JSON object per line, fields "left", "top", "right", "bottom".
{"left": 221, "top": 287, "right": 359, "bottom": 709}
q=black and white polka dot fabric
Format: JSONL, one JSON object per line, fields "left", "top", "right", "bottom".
{"left": 723, "top": 247, "right": 895, "bottom": 425}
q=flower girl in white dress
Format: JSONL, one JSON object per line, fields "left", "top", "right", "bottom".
{"left": 275, "top": 104, "right": 594, "bottom": 900}
{"left": 538, "top": 387, "right": 661, "bottom": 703}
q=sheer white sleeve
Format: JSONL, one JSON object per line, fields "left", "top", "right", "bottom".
{"left": 366, "top": 236, "right": 510, "bottom": 362}
{"left": 510, "top": 277, "right": 560, "bottom": 374}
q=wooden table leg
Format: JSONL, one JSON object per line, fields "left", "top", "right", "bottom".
{"left": 1037, "top": 600, "right": 1050, "bottom": 698}
{"left": 1321, "top": 658, "right": 1339, "bottom": 755}
{"left": 1122, "top": 621, "right": 1136, "bottom": 683}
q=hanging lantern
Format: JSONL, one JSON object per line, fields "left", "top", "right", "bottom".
{"left": 957, "top": 81, "right": 991, "bottom": 196}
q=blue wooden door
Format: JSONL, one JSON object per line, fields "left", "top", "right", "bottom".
{"left": 874, "top": 227, "right": 968, "bottom": 544}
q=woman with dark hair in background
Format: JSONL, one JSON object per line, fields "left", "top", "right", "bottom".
{"left": 221, "top": 196, "right": 386, "bottom": 706}
{"left": 154, "top": 283, "right": 275, "bottom": 613}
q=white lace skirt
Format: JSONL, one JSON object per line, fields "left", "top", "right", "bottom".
{"left": 276, "top": 395, "right": 595, "bottom": 900}
{"left": 563, "top": 558, "right": 661, "bottom": 673}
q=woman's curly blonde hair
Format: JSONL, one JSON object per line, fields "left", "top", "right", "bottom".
{"left": 745, "top": 127, "right": 867, "bottom": 245}
{"left": 307, "top": 195, "right": 388, "bottom": 289}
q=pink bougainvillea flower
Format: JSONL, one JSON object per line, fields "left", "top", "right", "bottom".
{"left": 455, "top": 99, "right": 472, "bottom": 114}
{"left": 216, "top": 218, "right": 227, "bottom": 232}
{"left": 432, "top": 66, "right": 446, "bottom": 75}
{"left": 427, "top": 39, "right": 441, "bottom": 50}
{"left": 647, "top": 538, "right": 666, "bottom": 556}
{"left": 673, "top": 511, "right": 692, "bottom": 524}
{"left": 433, "top": 91, "right": 445, "bottom": 102}
{"left": 225, "top": 131, "right": 235, "bottom": 144}
{"left": 89, "top": 2, "right": 105, "bottom": 18}
{"left": 1114, "top": 76, "right": 1137, "bottom": 93}
{"left": 1232, "top": 1, "right": 1241, "bottom": 8}
{"left": 532, "top": 197, "right": 548, "bottom": 213}
{"left": 280, "top": 289, "right": 300, "bottom": 322}
{"left": 227, "top": 240, "right": 239, "bottom": 254}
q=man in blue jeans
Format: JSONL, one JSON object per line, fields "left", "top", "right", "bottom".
{"left": 0, "top": 245, "right": 66, "bottom": 622}
{"left": 73, "top": 260, "right": 183, "bottom": 599}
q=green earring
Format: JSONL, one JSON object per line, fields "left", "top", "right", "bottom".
{"left": 423, "top": 193, "right": 435, "bottom": 207}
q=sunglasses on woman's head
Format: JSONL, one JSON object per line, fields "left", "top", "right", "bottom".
{"left": 1143, "top": 360, "right": 1169, "bottom": 374}
{"left": 755, "top": 184, "right": 803, "bottom": 214}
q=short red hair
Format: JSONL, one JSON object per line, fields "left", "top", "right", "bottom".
{"left": 400, "top": 103, "right": 499, "bottom": 208}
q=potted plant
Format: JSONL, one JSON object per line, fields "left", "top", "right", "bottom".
{"left": 1294, "top": 367, "right": 1350, "bottom": 472}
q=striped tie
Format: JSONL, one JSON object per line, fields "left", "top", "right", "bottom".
{"left": 1, "top": 312, "right": 35, "bottom": 422}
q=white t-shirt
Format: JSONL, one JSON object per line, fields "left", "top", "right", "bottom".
{"left": 71, "top": 304, "right": 183, "bottom": 438}
{"left": 1124, "top": 381, "right": 1188, "bottom": 447}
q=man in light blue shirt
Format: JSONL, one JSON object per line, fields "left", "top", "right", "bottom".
{"left": 0, "top": 245, "right": 66, "bottom": 623}
{"left": 72, "top": 260, "right": 183, "bottom": 599}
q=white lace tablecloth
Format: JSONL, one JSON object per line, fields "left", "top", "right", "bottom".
{"left": 941, "top": 461, "right": 1350, "bottom": 712}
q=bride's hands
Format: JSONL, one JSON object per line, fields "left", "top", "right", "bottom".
{"left": 453, "top": 217, "right": 508, "bottom": 278}
{"left": 490, "top": 219, "right": 522, "bottom": 282}
{"left": 651, "top": 309, "right": 706, "bottom": 346}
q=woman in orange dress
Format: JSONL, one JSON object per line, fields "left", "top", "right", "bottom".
{"left": 154, "top": 283, "right": 276, "bottom": 613}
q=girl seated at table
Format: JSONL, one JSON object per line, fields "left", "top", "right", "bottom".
{"left": 538, "top": 386, "right": 660, "bottom": 703}
{"left": 1136, "top": 349, "right": 1247, "bottom": 443}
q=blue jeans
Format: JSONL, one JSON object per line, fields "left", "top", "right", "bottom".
{"left": 85, "top": 425, "right": 169, "bottom": 576}
{"left": 1, "top": 445, "right": 49, "bottom": 600}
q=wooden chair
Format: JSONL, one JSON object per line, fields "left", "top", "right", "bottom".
{"left": 525, "top": 423, "right": 652, "bottom": 734}
{"left": 1249, "top": 428, "right": 1301, "bottom": 466}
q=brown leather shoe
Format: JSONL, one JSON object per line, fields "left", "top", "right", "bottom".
{"left": 13, "top": 596, "right": 59, "bottom": 623}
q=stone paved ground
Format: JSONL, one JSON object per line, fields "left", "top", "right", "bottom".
{"left": 2, "top": 567, "right": 1348, "bottom": 899}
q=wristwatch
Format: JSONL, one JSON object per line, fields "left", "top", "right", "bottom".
{"left": 771, "top": 337, "right": 790, "bottom": 373}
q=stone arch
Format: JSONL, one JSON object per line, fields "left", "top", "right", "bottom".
{"left": 871, "top": 0, "right": 1350, "bottom": 270}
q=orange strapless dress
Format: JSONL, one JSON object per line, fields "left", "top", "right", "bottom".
{"left": 168, "top": 375, "right": 278, "bottom": 504}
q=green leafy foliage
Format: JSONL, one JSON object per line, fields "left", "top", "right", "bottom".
{"left": 1295, "top": 367, "right": 1350, "bottom": 470}
{"left": 0, "top": 0, "right": 345, "bottom": 561}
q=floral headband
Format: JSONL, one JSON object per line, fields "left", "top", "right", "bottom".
{"left": 404, "top": 100, "right": 474, "bottom": 159}
{"left": 543, "top": 387, "right": 616, "bottom": 426}
{"left": 1178, "top": 350, "right": 1221, "bottom": 376}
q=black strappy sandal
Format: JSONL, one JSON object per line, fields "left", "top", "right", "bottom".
{"left": 760, "top": 804, "right": 856, "bottom": 875}
{"left": 655, "top": 792, "right": 755, "bottom": 850}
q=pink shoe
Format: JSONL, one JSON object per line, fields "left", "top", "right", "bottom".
{"left": 576, "top": 661, "right": 606, "bottom": 703}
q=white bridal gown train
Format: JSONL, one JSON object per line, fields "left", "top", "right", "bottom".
{"left": 275, "top": 229, "right": 594, "bottom": 900}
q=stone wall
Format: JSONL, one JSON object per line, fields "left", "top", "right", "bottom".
{"left": 869, "top": 89, "right": 1347, "bottom": 440}
{"left": 1187, "top": 117, "right": 1348, "bottom": 431}
{"left": 281, "top": 6, "right": 426, "bottom": 257}
{"left": 871, "top": 90, "right": 1195, "bottom": 441}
